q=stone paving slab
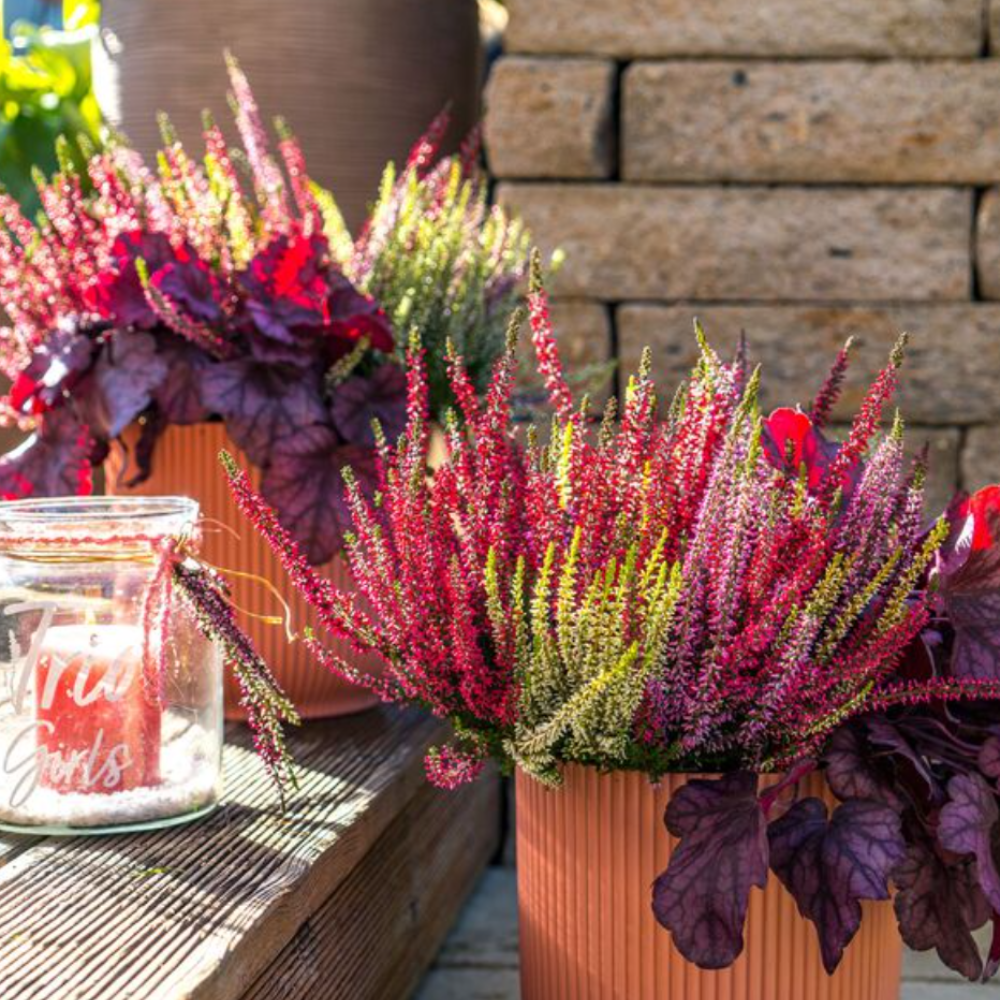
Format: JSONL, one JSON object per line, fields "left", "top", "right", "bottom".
{"left": 415, "top": 867, "right": 1000, "bottom": 999}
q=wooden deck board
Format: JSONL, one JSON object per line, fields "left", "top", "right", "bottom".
{"left": 0, "top": 708, "right": 498, "bottom": 1000}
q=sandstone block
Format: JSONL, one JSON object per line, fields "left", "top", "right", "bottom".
{"left": 617, "top": 304, "right": 1000, "bottom": 426}
{"left": 498, "top": 185, "right": 971, "bottom": 302}
{"left": 963, "top": 427, "right": 1000, "bottom": 494}
{"left": 975, "top": 189, "right": 1000, "bottom": 299}
{"left": 624, "top": 62, "right": 1000, "bottom": 184}
{"left": 485, "top": 58, "right": 616, "bottom": 179}
{"left": 505, "top": 0, "right": 982, "bottom": 58}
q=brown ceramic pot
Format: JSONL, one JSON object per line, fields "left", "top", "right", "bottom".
{"left": 93, "top": 0, "right": 481, "bottom": 232}
{"left": 105, "top": 421, "right": 382, "bottom": 719}
{"left": 516, "top": 767, "right": 903, "bottom": 1000}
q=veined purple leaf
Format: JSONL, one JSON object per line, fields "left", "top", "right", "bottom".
{"left": 939, "top": 773, "right": 1000, "bottom": 912}
{"left": 260, "top": 427, "right": 376, "bottom": 565}
{"left": 329, "top": 364, "right": 408, "bottom": 448}
{"left": 652, "top": 772, "right": 768, "bottom": 969}
{"left": 824, "top": 724, "right": 906, "bottom": 811}
{"left": 75, "top": 331, "right": 168, "bottom": 440}
{"left": 199, "top": 358, "right": 327, "bottom": 467}
{"left": 0, "top": 409, "right": 93, "bottom": 499}
{"left": 115, "top": 409, "right": 166, "bottom": 488}
{"left": 768, "top": 797, "right": 905, "bottom": 973}
{"left": 894, "top": 836, "right": 990, "bottom": 981}
{"left": 149, "top": 254, "right": 224, "bottom": 325}
{"left": 981, "top": 738, "right": 1000, "bottom": 782}
{"left": 865, "top": 716, "right": 940, "bottom": 801}
{"left": 86, "top": 230, "right": 178, "bottom": 330}
{"left": 154, "top": 337, "right": 212, "bottom": 426}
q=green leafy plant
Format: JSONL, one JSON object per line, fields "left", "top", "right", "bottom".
{"left": 319, "top": 115, "right": 532, "bottom": 417}
{"left": 0, "top": 1, "right": 102, "bottom": 213}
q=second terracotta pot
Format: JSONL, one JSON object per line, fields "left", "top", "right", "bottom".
{"left": 516, "top": 767, "right": 903, "bottom": 1000}
{"left": 105, "top": 421, "right": 382, "bottom": 719}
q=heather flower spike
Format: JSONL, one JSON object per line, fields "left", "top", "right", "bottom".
{"left": 227, "top": 274, "right": 1000, "bottom": 979}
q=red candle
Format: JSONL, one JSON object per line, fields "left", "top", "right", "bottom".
{"left": 34, "top": 625, "right": 162, "bottom": 795}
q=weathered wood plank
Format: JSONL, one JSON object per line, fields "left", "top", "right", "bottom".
{"left": 0, "top": 708, "right": 455, "bottom": 1000}
{"left": 239, "top": 771, "right": 501, "bottom": 1000}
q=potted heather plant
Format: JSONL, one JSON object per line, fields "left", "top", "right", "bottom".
{"left": 0, "top": 59, "right": 529, "bottom": 718}
{"left": 225, "top": 259, "right": 1000, "bottom": 997}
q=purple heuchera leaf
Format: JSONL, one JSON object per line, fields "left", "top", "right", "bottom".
{"left": 329, "top": 364, "right": 408, "bottom": 448}
{"left": 199, "top": 358, "right": 328, "bottom": 468}
{"left": 652, "top": 772, "right": 768, "bottom": 969}
{"left": 326, "top": 273, "right": 394, "bottom": 356}
{"left": 768, "top": 797, "right": 905, "bottom": 973}
{"left": 239, "top": 231, "right": 332, "bottom": 365}
{"left": 86, "top": 231, "right": 178, "bottom": 329}
{"left": 824, "top": 724, "right": 906, "bottom": 811}
{"left": 894, "top": 835, "right": 991, "bottom": 981}
{"left": 938, "top": 487, "right": 1000, "bottom": 679}
{"left": 981, "top": 738, "right": 1000, "bottom": 782}
{"left": 149, "top": 254, "right": 225, "bottom": 325}
{"left": 114, "top": 408, "right": 166, "bottom": 488}
{"left": 154, "top": 337, "right": 213, "bottom": 426}
{"left": 239, "top": 232, "right": 393, "bottom": 367}
{"left": 261, "top": 428, "right": 377, "bottom": 565}
{"left": 762, "top": 407, "right": 860, "bottom": 499}
{"left": 0, "top": 409, "right": 93, "bottom": 499}
{"left": 938, "top": 773, "right": 1000, "bottom": 912}
{"left": 864, "top": 716, "right": 941, "bottom": 801}
{"left": 9, "top": 322, "right": 96, "bottom": 415}
{"left": 75, "top": 331, "right": 168, "bottom": 439}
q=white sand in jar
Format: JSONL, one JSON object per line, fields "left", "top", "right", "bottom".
{"left": 0, "top": 712, "right": 221, "bottom": 830}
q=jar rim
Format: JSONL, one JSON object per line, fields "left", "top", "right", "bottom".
{"left": 0, "top": 496, "right": 199, "bottom": 531}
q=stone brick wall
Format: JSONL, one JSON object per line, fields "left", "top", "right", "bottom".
{"left": 483, "top": 0, "right": 1000, "bottom": 512}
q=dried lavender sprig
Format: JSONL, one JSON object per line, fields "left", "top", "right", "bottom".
{"left": 173, "top": 560, "right": 300, "bottom": 805}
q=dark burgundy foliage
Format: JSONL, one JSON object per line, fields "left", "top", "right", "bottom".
{"left": 149, "top": 252, "right": 226, "bottom": 326}
{"left": 652, "top": 772, "right": 768, "bottom": 969}
{"left": 0, "top": 408, "right": 92, "bottom": 500}
{"left": 87, "top": 231, "right": 181, "bottom": 330}
{"left": 823, "top": 725, "right": 906, "bottom": 811}
{"left": 893, "top": 837, "right": 991, "bottom": 981}
{"left": 939, "top": 774, "right": 1000, "bottom": 911}
{"left": 329, "top": 364, "right": 409, "bottom": 447}
{"left": 198, "top": 358, "right": 328, "bottom": 468}
{"left": 768, "top": 797, "right": 904, "bottom": 973}
{"left": 153, "top": 338, "right": 212, "bottom": 426}
{"left": 76, "top": 331, "right": 168, "bottom": 439}
{"left": 980, "top": 738, "right": 1000, "bottom": 780}
{"left": 261, "top": 431, "right": 377, "bottom": 566}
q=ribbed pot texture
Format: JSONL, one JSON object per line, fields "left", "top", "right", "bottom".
{"left": 105, "top": 422, "right": 381, "bottom": 719}
{"left": 516, "top": 767, "right": 903, "bottom": 1000}
{"left": 93, "top": 0, "right": 481, "bottom": 233}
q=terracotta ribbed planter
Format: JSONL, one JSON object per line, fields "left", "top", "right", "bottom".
{"left": 516, "top": 767, "right": 903, "bottom": 1000}
{"left": 105, "top": 422, "right": 381, "bottom": 719}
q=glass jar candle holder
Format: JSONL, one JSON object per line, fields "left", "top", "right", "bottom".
{"left": 0, "top": 497, "right": 223, "bottom": 834}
